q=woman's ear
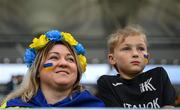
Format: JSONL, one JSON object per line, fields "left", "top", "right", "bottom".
{"left": 108, "top": 54, "right": 116, "bottom": 65}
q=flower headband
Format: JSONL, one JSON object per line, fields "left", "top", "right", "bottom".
{"left": 24, "top": 30, "right": 87, "bottom": 72}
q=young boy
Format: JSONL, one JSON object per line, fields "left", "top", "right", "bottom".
{"left": 97, "top": 25, "right": 176, "bottom": 108}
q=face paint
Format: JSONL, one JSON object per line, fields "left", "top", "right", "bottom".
{"left": 42, "top": 63, "right": 55, "bottom": 72}
{"left": 144, "top": 54, "right": 149, "bottom": 64}
{"left": 43, "top": 63, "right": 53, "bottom": 68}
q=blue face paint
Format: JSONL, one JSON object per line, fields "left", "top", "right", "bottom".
{"left": 42, "top": 63, "right": 55, "bottom": 73}
{"left": 43, "top": 63, "right": 53, "bottom": 68}
{"left": 144, "top": 54, "right": 149, "bottom": 59}
{"left": 144, "top": 54, "right": 149, "bottom": 64}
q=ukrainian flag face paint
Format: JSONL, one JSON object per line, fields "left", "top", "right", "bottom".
{"left": 43, "top": 63, "right": 53, "bottom": 68}
{"left": 144, "top": 54, "right": 149, "bottom": 64}
{"left": 42, "top": 63, "right": 55, "bottom": 72}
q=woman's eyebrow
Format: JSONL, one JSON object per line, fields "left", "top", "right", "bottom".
{"left": 48, "top": 52, "right": 59, "bottom": 55}
{"left": 67, "top": 53, "right": 74, "bottom": 57}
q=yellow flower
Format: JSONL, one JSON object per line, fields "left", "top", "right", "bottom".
{"left": 0, "top": 101, "right": 7, "bottom": 108}
{"left": 29, "top": 35, "right": 49, "bottom": 50}
{"left": 78, "top": 54, "right": 87, "bottom": 73}
{"left": 61, "top": 32, "right": 78, "bottom": 46}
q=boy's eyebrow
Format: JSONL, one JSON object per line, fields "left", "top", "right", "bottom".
{"left": 137, "top": 43, "right": 146, "bottom": 46}
{"left": 123, "top": 43, "right": 146, "bottom": 46}
{"left": 121, "top": 43, "right": 129, "bottom": 45}
{"left": 121, "top": 44, "right": 132, "bottom": 47}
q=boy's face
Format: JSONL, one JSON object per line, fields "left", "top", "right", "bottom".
{"left": 109, "top": 35, "right": 148, "bottom": 79}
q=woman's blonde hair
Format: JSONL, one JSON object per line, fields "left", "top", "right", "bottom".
{"left": 4, "top": 41, "right": 83, "bottom": 102}
{"left": 108, "top": 25, "right": 148, "bottom": 53}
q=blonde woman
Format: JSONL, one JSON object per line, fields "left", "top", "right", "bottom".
{"left": 1, "top": 30, "right": 105, "bottom": 108}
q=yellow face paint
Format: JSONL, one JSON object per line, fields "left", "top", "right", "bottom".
{"left": 42, "top": 63, "right": 55, "bottom": 72}
{"left": 144, "top": 54, "right": 149, "bottom": 64}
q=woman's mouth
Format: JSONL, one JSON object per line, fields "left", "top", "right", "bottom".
{"left": 55, "top": 70, "right": 69, "bottom": 74}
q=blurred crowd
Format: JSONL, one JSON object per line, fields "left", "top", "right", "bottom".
{"left": 0, "top": 75, "right": 23, "bottom": 103}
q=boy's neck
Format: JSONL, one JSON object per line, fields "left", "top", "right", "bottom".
{"left": 118, "top": 71, "right": 141, "bottom": 80}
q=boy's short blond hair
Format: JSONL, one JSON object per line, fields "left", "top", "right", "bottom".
{"left": 108, "top": 25, "right": 148, "bottom": 53}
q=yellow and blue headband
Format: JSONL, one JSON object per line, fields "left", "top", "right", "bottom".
{"left": 24, "top": 30, "right": 87, "bottom": 72}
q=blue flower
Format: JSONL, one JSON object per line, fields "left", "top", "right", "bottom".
{"left": 74, "top": 43, "right": 86, "bottom": 55}
{"left": 45, "top": 30, "right": 62, "bottom": 41}
{"left": 24, "top": 29, "right": 87, "bottom": 71}
{"left": 24, "top": 48, "right": 36, "bottom": 67}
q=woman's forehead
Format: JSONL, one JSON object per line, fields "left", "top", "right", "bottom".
{"left": 50, "top": 44, "right": 71, "bottom": 52}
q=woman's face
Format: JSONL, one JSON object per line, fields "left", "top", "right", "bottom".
{"left": 109, "top": 35, "right": 148, "bottom": 79}
{"left": 39, "top": 44, "right": 78, "bottom": 90}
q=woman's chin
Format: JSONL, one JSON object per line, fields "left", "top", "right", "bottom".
{"left": 53, "top": 79, "right": 73, "bottom": 86}
{"left": 54, "top": 80, "right": 70, "bottom": 85}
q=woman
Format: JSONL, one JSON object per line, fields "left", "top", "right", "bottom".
{"left": 1, "top": 30, "right": 105, "bottom": 108}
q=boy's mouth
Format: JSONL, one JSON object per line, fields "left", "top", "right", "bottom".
{"left": 131, "top": 61, "right": 140, "bottom": 65}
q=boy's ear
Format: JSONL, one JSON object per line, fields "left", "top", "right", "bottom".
{"left": 108, "top": 54, "right": 116, "bottom": 65}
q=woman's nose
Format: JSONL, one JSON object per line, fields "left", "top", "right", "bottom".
{"left": 57, "top": 58, "right": 68, "bottom": 68}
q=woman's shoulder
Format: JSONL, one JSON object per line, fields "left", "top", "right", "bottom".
{"left": 0, "top": 97, "right": 26, "bottom": 108}
{"left": 76, "top": 90, "right": 102, "bottom": 100}
{"left": 71, "top": 90, "right": 105, "bottom": 107}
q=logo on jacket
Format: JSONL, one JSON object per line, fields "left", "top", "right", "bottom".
{"left": 112, "top": 82, "right": 123, "bottom": 86}
{"left": 139, "top": 77, "right": 156, "bottom": 93}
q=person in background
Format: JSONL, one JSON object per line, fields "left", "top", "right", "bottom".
{"left": 6, "top": 75, "right": 24, "bottom": 93}
{"left": 6, "top": 75, "right": 16, "bottom": 94}
{"left": 175, "top": 95, "right": 180, "bottom": 107}
{"left": 97, "top": 25, "right": 176, "bottom": 108}
{"left": 0, "top": 30, "right": 105, "bottom": 108}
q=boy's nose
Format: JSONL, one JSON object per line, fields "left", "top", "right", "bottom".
{"left": 132, "top": 49, "right": 139, "bottom": 58}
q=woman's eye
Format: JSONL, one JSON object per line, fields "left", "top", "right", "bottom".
{"left": 49, "top": 56, "right": 58, "bottom": 60}
{"left": 67, "top": 57, "right": 75, "bottom": 63}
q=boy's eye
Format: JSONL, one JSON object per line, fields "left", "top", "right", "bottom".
{"left": 121, "top": 47, "right": 131, "bottom": 51}
{"left": 138, "top": 47, "right": 145, "bottom": 51}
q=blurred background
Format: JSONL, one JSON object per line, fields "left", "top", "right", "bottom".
{"left": 0, "top": 0, "right": 179, "bottom": 107}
